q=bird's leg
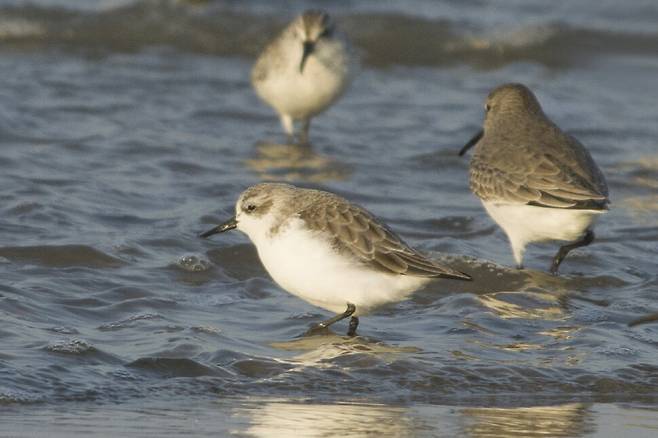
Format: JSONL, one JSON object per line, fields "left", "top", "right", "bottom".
{"left": 550, "top": 229, "right": 595, "bottom": 275}
{"left": 298, "top": 118, "right": 311, "bottom": 146}
{"left": 511, "top": 240, "right": 526, "bottom": 270}
{"left": 305, "top": 303, "right": 356, "bottom": 335}
{"left": 279, "top": 114, "right": 295, "bottom": 143}
{"left": 347, "top": 316, "right": 359, "bottom": 337}
{"left": 316, "top": 303, "right": 355, "bottom": 329}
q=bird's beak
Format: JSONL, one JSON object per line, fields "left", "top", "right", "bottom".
{"left": 458, "top": 129, "right": 483, "bottom": 156}
{"left": 199, "top": 216, "right": 237, "bottom": 238}
{"left": 299, "top": 41, "right": 315, "bottom": 73}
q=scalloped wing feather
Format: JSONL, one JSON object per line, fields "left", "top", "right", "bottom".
{"left": 470, "top": 135, "right": 609, "bottom": 209}
{"left": 299, "top": 197, "right": 470, "bottom": 280}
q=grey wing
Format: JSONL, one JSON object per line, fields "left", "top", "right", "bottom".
{"left": 564, "top": 133, "right": 609, "bottom": 198}
{"left": 251, "top": 46, "right": 273, "bottom": 83}
{"left": 300, "top": 197, "right": 471, "bottom": 280}
{"left": 251, "top": 27, "right": 291, "bottom": 84}
{"left": 471, "top": 136, "right": 609, "bottom": 209}
{"left": 251, "top": 57, "right": 267, "bottom": 83}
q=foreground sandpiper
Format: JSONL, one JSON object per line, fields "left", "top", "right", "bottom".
{"left": 251, "top": 10, "right": 353, "bottom": 144}
{"left": 459, "top": 83, "right": 609, "bottom": 274}
{"left": 200, "top": 183, "right": 470, "bottom": 336}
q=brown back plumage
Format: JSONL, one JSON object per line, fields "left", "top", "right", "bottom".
{"left": 296, "top": 190, "right": 471, "bottom": 280}
{"left": 470, "top": 83, "right": 609, "bottom": 209}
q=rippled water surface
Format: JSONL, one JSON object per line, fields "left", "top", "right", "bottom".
{"left": 1, "top": 0, "right": 658, "bottom": 436}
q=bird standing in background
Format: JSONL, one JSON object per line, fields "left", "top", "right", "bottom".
{"left": 251, "top": 10, "right": 353, "bottom": 145}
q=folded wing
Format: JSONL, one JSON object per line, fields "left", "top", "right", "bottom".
{"left": 470, "top": 134, "right": 609, "bottom": 209}
{"left": 299, "top": 195, "right": 471, "bottom": 280}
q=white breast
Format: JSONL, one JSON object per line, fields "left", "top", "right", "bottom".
{"left": 253, "top": 39, "right": 351, "bottom": 119}
{"left": 249, "top": 218, "right": 429, "bottom": 315}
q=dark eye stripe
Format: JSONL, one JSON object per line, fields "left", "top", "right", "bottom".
{"left": 242, "top": 198, "right": 273, "bottom": 216}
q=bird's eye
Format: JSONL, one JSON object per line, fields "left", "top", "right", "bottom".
{"left": 485, "top": 103, "right": 491, "bottom": 112}
{"left": 319, "top": 27, "right": 333, "bottom": 39}
{"left": 246, "top": 204, "right": 257, "bottom": 213}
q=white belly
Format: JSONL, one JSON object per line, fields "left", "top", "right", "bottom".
{"left": 482, "top": 201, "right": 605, "bottom": 265}
{"left": 483, "top": 202, "right": 603, "bottom": 242}
{"left": 254, "top": 62, "right": 347, "bottom": 119}
{"left": 252, "top": 40, "right": 351, "bottom": 120}
{"left": 250, "top": 220, "right": 429, "bottom": 315}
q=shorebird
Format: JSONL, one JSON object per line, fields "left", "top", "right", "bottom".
{"left": 200, "top": 183, "right": 470, "bottom": 335}
{"left": 251, "top": 10, "right": 353, "bottom": 144}
{"left": 459, "top": 83, "right": 609, "bottom": 274}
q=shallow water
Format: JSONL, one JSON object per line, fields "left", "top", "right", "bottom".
{"left": 1, "top": 0, "right": 657, "bottom": 436}
{"left": 3, "top": 400, "right": 658, "bottom": 437}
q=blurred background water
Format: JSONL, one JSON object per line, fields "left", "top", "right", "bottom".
{"left": 1, "top": 0, "right": 657, "bottom": 436}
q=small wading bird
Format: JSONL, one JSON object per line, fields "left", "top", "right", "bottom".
{"left": 251, "top": 10, "right": 353, "bottom": 144}
{"left": 200, "top": 183, "right": 470, "bottom": 336}
{"left": 459, "top": 83, "right": 609, "bottom": 274}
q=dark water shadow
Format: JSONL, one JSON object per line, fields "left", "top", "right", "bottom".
{"left": 127, "top": 357, "right": 233, "bottom": 378}
{"left": 440, "top": 254, "right": 624, "bottom": 297}
{"left": 0, "top": 245, "right": 125, "bottom": 268}
{"left": 406, "top": 255, "right": 615, "bottom": 327}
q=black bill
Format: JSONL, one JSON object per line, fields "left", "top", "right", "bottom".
{"left": 199, "top": 217, "right": 237, "bottom": 238}
{"left": 458, "top": 129, "right": 484, "bottom": 156}
{"left": 299, "top": 41, "right": 315, "bottom": 73}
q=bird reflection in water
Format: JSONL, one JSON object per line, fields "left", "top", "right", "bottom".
{"left": 460, "top": 403, "right": 593, "bottom": 437}
{"left": 244, "top": 141, "right": 350, "bottom": 183}
{"left": 271, "top": 333, "right": 420, "bottom": 368}
{"left": 236, "top": 401, "right": 593, "bottom": 437}
{"left": 240, "top": 400, "right": 413, "bottom": 438}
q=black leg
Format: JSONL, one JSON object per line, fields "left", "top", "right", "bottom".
{"left": 306, "top": 303, "right": 356, "bottom": 335}
{"left": 550, "top": 229, "right": 595, "bottom": 275}
{"left": 298, "top": 119, "right": 311, "bottom": 146}
{"left": 347, "top": 317, "right": 359, "bottom": 337}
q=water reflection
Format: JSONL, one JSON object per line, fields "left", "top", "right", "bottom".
{"left": 271, "top": 334, "right": 420, "bottom": 367}
{"left": 244, "top": 141, "right": 350, "bottom": 182}
{"left": 236, "top": 400, "right": 594, "bottom": 437}
{"left": 477, "top": 291, "right": 567, "bottom": 321}
{"left": 239, "top": 400, "right": 414, "bottom": 438}
{"left": 470, "top": 289, "right": 589, "bottom": 355}
{"left": 459, "top": 403, "right": 593, "bottom": 437}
